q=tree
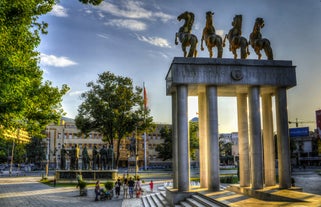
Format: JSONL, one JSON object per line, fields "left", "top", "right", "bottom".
{"left": 26, "top": 136, "right": 46, "bottom": 167}
{"left": 0, "top": 0, "right": 70, "bottom": 136}
{"left": 156, "top": 121, "right": 199, "bottom": 161}
{"left": 75, "top": 71, "right": 153, "bottom": 168}
{"left": 156, "top": 126, "right": 172, "bottom": 161}
{"left": 189, "top": 121, "right": 199, "bottom": 160}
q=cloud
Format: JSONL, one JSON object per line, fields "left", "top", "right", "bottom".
{"left": 104, "top": 19, "right": 147, "bottom": 31}
{"left": 68, "top": 90, "right": 84, "bottom": 96}
{"left": 97, "top": 33, "right": 109, "bottom": 39}
{"left": 40, "top": 53, "right": 77, "bottom": 67}
{"left": 137, "top": 35, "right": 171, "bottom": 48}
{"left": 97, "top": 1, "right": 174, "bottom": 22}
{"left": 50, "top": 4, "right": 68, "bottom": 17}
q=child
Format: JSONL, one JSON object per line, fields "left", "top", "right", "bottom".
{"left": 149, "top": 180, "right": 154, "bottom": 192}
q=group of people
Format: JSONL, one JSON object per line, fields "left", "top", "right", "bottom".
{"left": 94, "top": 175, "right": 154, "bottom": 201}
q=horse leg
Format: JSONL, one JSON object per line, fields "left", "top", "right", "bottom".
{"left": 241, "top": 46, "right": 247, "bottom": 59}
{"left": 182, "top": 45, "right": 187, "bottom": 57}
{"left": 264, "top": 45, "right": 273, "bottom": 60}
{"left": 208, "top": 46, "right": 213, "bottom": 58}
{"left": 216, "top": 37, "right": 223, "bottom": 58}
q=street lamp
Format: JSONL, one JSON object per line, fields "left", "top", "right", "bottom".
{"left": 9, "top": 128, "right": 19, "bottom": 176}
{"left": 45, "top": 127, "right": 50, "bottom": 177}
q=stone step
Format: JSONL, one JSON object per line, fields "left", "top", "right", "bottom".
{"left": 155, "top": 192, "right": 170, "bottom": 206}
{"left": 180, "top": 201, "right": 193, "bottom": 207}
{"left": 192, "top": 194, "right": 226, "bottom": 207}
{"left": 142, "top": 196, "right": 149, "bottom": 207}
{"left": 151, "top": 193, "right": 164, "bottom": 207}
{"left": 186, "top": 198, "right": 206, "bottom": 207}
{"left": 146, "top": 195, "right": 158, "bottom": 207}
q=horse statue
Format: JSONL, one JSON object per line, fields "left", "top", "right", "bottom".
{"left": 201, "top": 11, "right": 223, "bottom": 58}
{"left": 175, "top": 11, "right": 198, "bottom": 57}
{"left": 223, "top": 14, "right": 250, "bottom": 59}
{"left": 249, "top": 17, "right": 273, "bottom": 60}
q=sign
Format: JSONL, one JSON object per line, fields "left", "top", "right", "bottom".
{"left": 316, "top": 110, "right": 321, "bottom": 137}
{"left": 289, "top": 127, "right": 309, "bottom": 137}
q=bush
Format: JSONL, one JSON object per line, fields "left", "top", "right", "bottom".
{"left": 78, "top": 181, "right": 87, "bottom": 189}
{"left": 220, "top": 176, "right": 238, "bottom": 184}
{"left": 105, "top": 181, "right": 114, "bottom": 190}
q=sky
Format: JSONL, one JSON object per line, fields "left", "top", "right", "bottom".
{"left": 38, "top": 0, "right": 321, "bottom": 133}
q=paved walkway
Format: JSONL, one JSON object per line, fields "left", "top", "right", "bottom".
{"left": 0, "top": 177, "right": 145, "bottom": 207}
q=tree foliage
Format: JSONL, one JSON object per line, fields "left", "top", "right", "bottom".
{"left": 155, "top": 126, "right": 173, "bottom": 161}
{"left": 26, "top": 136, "right": 46, "bottom": 166}
{"left": 75, "top": 71, "right": 154, "bottom": 168}
{"left": 156, "top": 121, "right": 199, "bottom": 161}
{"left": 0, "top": 0, "right": 70, "bottom": 136}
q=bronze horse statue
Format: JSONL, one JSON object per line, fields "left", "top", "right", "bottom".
{"left": 249, "top": 17, "right": 273, "bottom": 60}
{"left": 175, "top": 11, "right": 198, "bottom": 57}
{"left": 223, "top": 14, "right": 250, "bottom": 59}
{"left": 201, "top": 11, "right": 223, "bottom": 58}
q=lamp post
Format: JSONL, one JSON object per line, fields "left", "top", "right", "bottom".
{"left": 45, "top": 128, "right": 50, "bottom": 177}
{"left": 9, "top": 128, "right": 19, "bottom": 176}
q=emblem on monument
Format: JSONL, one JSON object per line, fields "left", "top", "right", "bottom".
{"left": 231, "top": 69, "right": 243, "bottom": 80}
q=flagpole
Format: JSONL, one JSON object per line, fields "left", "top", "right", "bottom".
{"left": 143, "top": 82, "right": 147, "bottom": 171}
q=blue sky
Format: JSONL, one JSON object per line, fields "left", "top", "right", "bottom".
{"left": 38, "top": 0, "right": 321, "bottom": 132}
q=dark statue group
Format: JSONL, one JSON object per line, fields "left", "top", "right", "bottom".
{"left": 175, "top": 11, "right": 273, "bottom": 60}
{"left": 60, "top": 144, "right": 114, "bottom": 170}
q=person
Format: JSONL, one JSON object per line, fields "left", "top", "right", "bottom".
{"left": 92, "top": 145, "right": 99, "bottom": 170}
{"left": 135, "top": 178, "right": 142, "bottom": 198}
{"left": 76, "top": 172, "right": 83, "bottom": 188}
{"left": 82, "top": 145, "right": 89, "bottom": 170}
{"left": 114, "top": 178, "right": 122, "bottom": 198}
{"left": 128, "top": 177, "right": 135, "bottom": 198}
{"left": 123, "top": 175, "right": 128, "bottom": 199}
{"left": 100, "top": 145, "right": 108, "bottom": 170}
{"left": 149, "top": 180, "right": 154, "bottom": 192}
{"left": 95, "top": 180, "right": 101, "bottom": 201}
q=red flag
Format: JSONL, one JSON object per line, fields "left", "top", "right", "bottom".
{"left": 143, "top": 84, "right": 147, "bottom": 110}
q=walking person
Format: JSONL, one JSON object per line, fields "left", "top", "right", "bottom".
{"left": 128, "top": 177, "right": 135, "bottom": 198}
{"left": 115, "top": 178, "right": 122, "bottom": 198}
{"left": 123, "top": 176, "right": 128, "bottom": 198}
{"left": 94, "top": 180, "right": 101, "bottom": 201}
{"left": 149, "top": 180, "right": 154, "bottom": 193}
{"left": 135, "top": 178, "right": 142, "bottom": 198}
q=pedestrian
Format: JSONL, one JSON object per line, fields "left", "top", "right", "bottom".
{"left": 123, "top": 176, "right": 128, "bottom": 198}
{"left": 149, "top": 180, "right": 154, "bottom": 192}
{"left": 135, "top": 178, "right": 142, "bottom": 198}
{"left": 128, "top": 177, "right": 135, "bottom": 198}
{"left": 94, "top": 180, "right": 101, "bottom": 201}
{"left": 115, "top": 178, "right": 122, "bottom": 198}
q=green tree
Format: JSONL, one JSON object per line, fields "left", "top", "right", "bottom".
{"left": 189, "top": 121, "right": 199, "bottom": 160}
{"left": 26, "top": 136, "right": 46, "bottom": 166}
{"left": 156, "top": 121, "right": 199, "bottom": 161}
{"left": 75, "top": 71, "right": 153, "bottom": 168}
{"left": 155, "top": 126, "right": 172, "bottom": 161}
{"left": 0, "top": 0, "right": 70, "bottom": 136}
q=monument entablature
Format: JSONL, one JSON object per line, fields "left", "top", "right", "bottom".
{"left": 166, "top": 57, "right": 296, "bottom": 96}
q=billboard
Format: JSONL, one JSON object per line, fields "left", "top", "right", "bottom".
{"left": 289, "top": 127, "right": 309, "bottom": 138}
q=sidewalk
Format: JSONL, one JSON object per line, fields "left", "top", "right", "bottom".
{"left": 0, "top": 177, "right": 123, "bottom": 207}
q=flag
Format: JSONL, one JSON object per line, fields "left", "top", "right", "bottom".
{"left": 143, "top": 83, "right": 147, "bottom": 110}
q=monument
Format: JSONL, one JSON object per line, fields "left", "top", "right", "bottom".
{"left": 166, "top": 11, "right": 296, "bottom": 205}
{"left": 166, "top": 58, "right": 296, "bottom": 204}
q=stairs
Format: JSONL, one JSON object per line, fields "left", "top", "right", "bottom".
{"left": 142, "top": 192, "right": 170, "bottom": 207}
{"left": 142, "top": 191, "right": 229, "bottom": 207}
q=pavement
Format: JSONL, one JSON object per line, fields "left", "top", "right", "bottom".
{"left": 0, "top": 176, "right": 147, "bottom": 207}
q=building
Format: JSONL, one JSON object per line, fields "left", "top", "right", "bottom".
{"left": 45, "top": 117, "right": 171, "bottom": 169}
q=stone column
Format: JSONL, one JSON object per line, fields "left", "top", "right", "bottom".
{"left": 237, "top": 93, "right": 250, "bottom": 187}
{"left": 262, "top": 93, "right": 276, "bottom": 186}
{"left": 248, "top": 86, "right": 263, "bottom": 189}
{"left": 275, "top": 88, "right": 291, "bottom": 189}
{"left": 177, "top": 85, "right": 190, "bottom": 191}
{"left": 198, "top": 91, "right": 208, "bottom": 188}
{"left": 172, "top": 92, "right": 178, "bottom": 188}
{"left": 206, "top": 85, "right": 220, "bottom": 191}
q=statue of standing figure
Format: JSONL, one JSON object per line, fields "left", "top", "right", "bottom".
{"left": 60, "top": 144, "right": 67, "bottom": 170}
{"left": 70, "top": 145, "right": 75, "bottom": 170}
{"left": 129, "top": 136, "right": 136, "bottom": 157}
{"left": 100, "top": 145, "right": 108, "bottom": 170}
{"left": 82, "top": 145, "right": 89, "bottom": 170}
{"left": 92, "top": 145, "right": 99, "bottom": 170}
{"left": 107, "top": 145, "right": 114, "bottom": 169}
